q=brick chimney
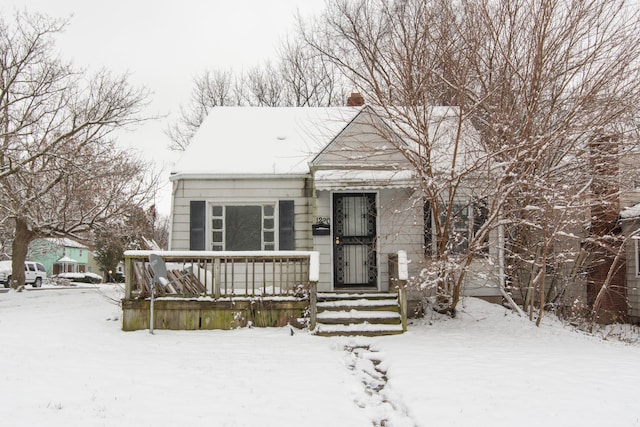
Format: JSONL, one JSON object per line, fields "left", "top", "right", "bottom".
{"left": 585, "top": 134, "right": 627, "bottom": 323}
{"left": 347, "top": 92, "right": 365, "bottom": 106}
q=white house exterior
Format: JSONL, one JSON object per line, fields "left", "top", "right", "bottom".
{"left": 169, "top": 105, "right": 502, "bottom": 297}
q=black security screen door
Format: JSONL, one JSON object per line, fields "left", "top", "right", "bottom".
{"left": 333, "top": 193, "right": 377, "bottom": 288}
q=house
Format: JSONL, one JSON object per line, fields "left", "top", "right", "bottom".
{"left": 28, "top": 237, "right": 90, "bottom": 276}
{"left": 167, "top": 99, "right": 502, "bottom": 301}
{"left": 621, "top": 202, "right": 640, "bottom": 323}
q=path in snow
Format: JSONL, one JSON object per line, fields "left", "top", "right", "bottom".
{"left": 344, "top": 344, "right": 416, "bottom": 427}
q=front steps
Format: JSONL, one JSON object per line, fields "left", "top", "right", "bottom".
{"left": 313, "top": 292, "right": 405, "bottom": 337}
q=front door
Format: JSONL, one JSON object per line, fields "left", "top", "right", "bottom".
{"left": 333, "top": 193, "right": 377, "bottom": 289}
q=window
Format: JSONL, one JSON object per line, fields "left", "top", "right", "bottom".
{"left": 443, "top": 203, "right": 470, "bottom": 254}
{"left": 424, "top": 198, "right": 488, "bottom": 255}
{"left": 211, "top": 204, "right": 276, "bottom": 251}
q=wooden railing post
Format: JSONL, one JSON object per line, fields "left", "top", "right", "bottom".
{"left": 398, "top": 281, "right": 408, "bottom": 332}
{"left": 309, "top": 281, "right": 317, "bottom": 331}
{"left": 213, "top": 258, "right": 221, "bottom": 298}
{"left": 396, "top": 250, "right": 409, "bottom": 332}
{"left": 124, "top": 256, "right": 134, "bottom": 299}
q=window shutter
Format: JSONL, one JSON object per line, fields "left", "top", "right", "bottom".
{"left": 278, "top": 200, "right": 295, "bottom": 250}
{"left": 190, "top": 201, "right": 206, "bottom": 250}
{"left": 424, "top": 200, "right": 432, "bottom": 256}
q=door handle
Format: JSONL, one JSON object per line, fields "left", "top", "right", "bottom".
{"left": 335, "top": 236, "right": 341, "bottom": 245}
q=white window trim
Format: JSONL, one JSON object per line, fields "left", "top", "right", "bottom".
{"left": 208, "top": 201, "right": 279, "bottom": 251}
{"left": 429, "top": 199, "right": 479, "bottom": 255}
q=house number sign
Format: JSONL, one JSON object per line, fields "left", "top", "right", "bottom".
{"left": 316, "top": 217, "right": 330, "bottom": 225}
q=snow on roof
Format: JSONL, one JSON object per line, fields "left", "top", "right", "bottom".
{"left": 171, "top": 106, "right": 364, "bottom": 178}
{"left": 313, "top": 169, "right": 416, "bottom": 191}
{"left": 56, "top": 256, "right": 78, "bottom": 264}
{"left": 44, "top": 237, "right": 87, "bottom": 249}
{"left": 621, "top": 202, "right": 640, "bottom": 219}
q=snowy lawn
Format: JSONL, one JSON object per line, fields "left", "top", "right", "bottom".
{"left": 1, "top": 286, "right": 639, "bottom": 427}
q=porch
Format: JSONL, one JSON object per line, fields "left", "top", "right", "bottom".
{"left": 121, "top": 250, "right": 408, "bottom": 335}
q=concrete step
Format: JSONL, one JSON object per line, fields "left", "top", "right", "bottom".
{"left": 314, "top": 323, "right": 404, "bottom": 337}
{"left": 313, "top": 292, "right": 404, "bottom": 337}
{"left": 317, "top": 309, "right": 402, "bottom": 325}
{"left": 317, "top": 292, "right": 398, "bottom": 301}
{"left": 316, "top": 298, "right": 399, "bottom": 312}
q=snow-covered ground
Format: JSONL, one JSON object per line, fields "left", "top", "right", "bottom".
{"left": 1, "top": 285, "right": 639, "bottom": 427}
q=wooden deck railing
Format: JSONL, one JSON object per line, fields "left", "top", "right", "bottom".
{"left": 123, "top": 250, "right": 320, "bottom": 300}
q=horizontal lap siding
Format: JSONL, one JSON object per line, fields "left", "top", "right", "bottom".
{"left": 171, "top": 177, "right": 312, "bottom": 251}
{"left": 378, "top": 189, "right": 425, "bottom": 288}
{"left": 313, "top": 192, "right": 333, "bottom": 291}
{"left": 313, "top": 114, "right": 408, "bottom": 167}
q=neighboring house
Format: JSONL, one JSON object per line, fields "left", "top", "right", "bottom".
{"left": 621, "top": 201, "right": 640, "bottom": 323}
{"left": 28, "top": 237, "right": 89, "bottom": 276}
{"left": 168, "top": 100, "right": 502, "bottom": 300}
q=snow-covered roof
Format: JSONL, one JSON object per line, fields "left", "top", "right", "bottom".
{"left": 56, "top": 256, "right": 78, "bottom": 264}
{"left": 171, "top": 106, "right": 365, "bottom": 178}
{"left": 313, "top": 169, "right": 416, "bottom": 191}
{"left": 621, "top": 202, "right": 640, "bottom": 219}
{"left": 44, "top": 237, "right": 87, "bottom": 249}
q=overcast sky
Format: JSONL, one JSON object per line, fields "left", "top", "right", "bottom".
{"left": 2, "top": 0, "right": 327, "bottom": 215}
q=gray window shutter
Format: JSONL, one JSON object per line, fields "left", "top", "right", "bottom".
{"left": 278, "top": 200, "right": 295, "bottom": 250}
{"left": 424, "top": 200, "right": 432, "bottom": 256}
{"left": 190, "top": 201, "right": 206, "bottom": 250}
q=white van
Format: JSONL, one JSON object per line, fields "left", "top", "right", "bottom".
{"left": 0, "top": 261, "right": 47, "bottom": 288}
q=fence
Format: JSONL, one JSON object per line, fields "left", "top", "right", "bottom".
{"left": 123, "top": 250, "right": 320, "bottom": 300}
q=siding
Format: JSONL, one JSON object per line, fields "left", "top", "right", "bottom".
{"left": 378, "top": 188, "right": 425, "bottom": 290}
{"left": 313, "top": 191, "right": 333, "bottom": 291}
{"left": 170, "top": 177, "right": 312, "bottom": 251}
{"left": 312, "top": 111, "right": 408, "bottom": 168}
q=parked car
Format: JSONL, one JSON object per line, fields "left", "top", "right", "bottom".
{"left": 0, "top": 261, "right": 47, "bottom": 288}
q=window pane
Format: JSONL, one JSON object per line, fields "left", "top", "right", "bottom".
{"left": 212, "top": 206, "right": 223, "bottom": 216}
{"left": 212, "top": 219, "right": 223, "bottom": 229}
{"left": 212, "top": 231, "right": 223, "bottom": 242}
{"left": 263, "top": 218, "right": 274, "bottom": 229}
{"left": 264, "top": 205, "right": 274, "bottom": 216}
{"left": 264, "top": 231, "right": 274, "bottom": 242}
{"left": 226, "top": 206, "right": 262, "bottom": 250}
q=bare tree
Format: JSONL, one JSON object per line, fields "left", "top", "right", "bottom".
{"left": 0, "top": 11, "right": 156, "bottom": 289}
{"left": 278, "top": 37, "right": 348, "bottom": 107}
{"left": 165, "top": 40, "right": 348, "bottom": 150}
{"left": 301, "top": 0, "right": 640, "bottom": 318}
{"left": 164, "top": 68, "right": 234, "bottom": 151}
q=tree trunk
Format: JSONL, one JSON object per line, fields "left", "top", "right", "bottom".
{"left": 11, "top": 218, "right": 35, "bottom": 290}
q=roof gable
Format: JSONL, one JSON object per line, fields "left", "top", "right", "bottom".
{"left": 310, "top": 106, "right": 411, "bottom": 170}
